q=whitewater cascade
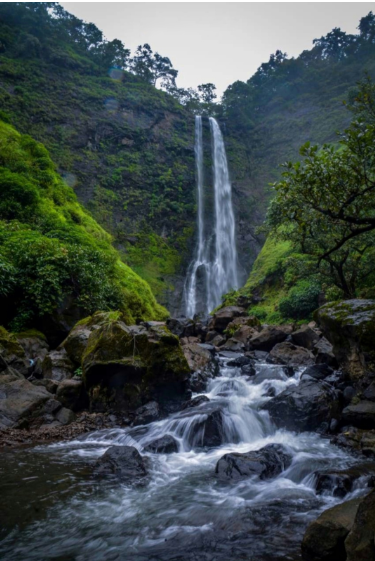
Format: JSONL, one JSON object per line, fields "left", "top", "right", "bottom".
{"left": 184, "top": 116, "right": 238, "bottom": 317}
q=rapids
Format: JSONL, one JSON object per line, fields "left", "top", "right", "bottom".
{"left": 0, "top": 356, "right": 369, "bottom": 560}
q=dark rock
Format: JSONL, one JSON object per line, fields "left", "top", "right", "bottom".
{"left": 208, "top": 306, "right": 247, "bottom": 333}
{"left": 314, "top": 463, "right": 375, "bottom": 498}
{"left": 249, "top": 327, "right": 289, "bottom": 352}
{"left": 133, "top": 401, "right": 159, "bottom": 426}
{"left": 93, "top": 445, "right": 149, "bottom": 483}
{"left": 301, "top": 497, "right": 361, "bottom": 561}
{"left": 345, "top": 488, "right": 375, "bottom": 561}
{"left": 143, "top": 435, "right": 178, "bottom": 454}
{"left": 250, "top": 350, "right": 270, "bottom": 361}
{"left": 221, "top": 338, "right": 245, "bottom": 352}
{"left": 215, "top": 444, "right": 292, "bottom": 481}
{"left": 253, "top": 368, "right": 287, "bottom": 384}
{"left": 182, "top": 403, "right": 225, "bottom": 448}
{"left": 241, "top": 363, "right": 256, "bottom": 376}
{"left": 16, "top": 331, "right": 49, "bottom": 362}
{"left": 0, "top": 328, "right": 29, "bottom": 377}
{"left": 291, "top": 325, "right": 320, "bottom": 350}
{"left": 205, "top": 330, "right": 220, "bottom": 343}
{"left": 218, "top": 351, "right": 242, "bottom": 360}
{"left": 313, "top": 337, "right": 338, "bottom": 367}
{"left": 54, "top": 406, "right": 75, "bottom": 426}
{"left": 182, "top": 395, "right": 210, "bottom": 409}
{"left": 227, "top": 356, "right": 253, "bottom": 367}
{"left": 183, "top": 343, "right": 217, "bottom": 373}
{"left": 55, "top": 379, "right": 87, "bottom": 411}
{"left": 209, "top": 334, "right": 226, "bottom": 347}
{"left": 0, "top": 371, "right": 51, "bottom": 429}
{"left": 282, "top": 366, "right": 295, "bottom": 377}
{"left": 198, "top": 343, "right": 215, "bottom": 354}
{"left": 342, "top": 401, "right": 375, "bottom": 429}
{"left": 363, "top": 382, "right": 375, "bottom": 402}
{"left": 302, "top": 364, "right": 334, "bottom": 381}
{"left": 262, "top": 379, "right": 340, "bottom": 432}
{"left": 269, "top": 342, "right": 315, "bottom": 366}
{"left": 32, "top": 378, "right": 59, "bottom": 394}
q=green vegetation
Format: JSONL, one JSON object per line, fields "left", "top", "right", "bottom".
{"left": 0, "top": 119, "right": 167, "bottom": 331}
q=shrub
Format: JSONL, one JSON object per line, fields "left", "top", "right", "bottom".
{"left": 279, "top": 280, "right": 321, "bottom": 320}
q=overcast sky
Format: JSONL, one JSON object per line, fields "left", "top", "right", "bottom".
{"left": 61, "top": 2, "right": 372, "bottom": 97}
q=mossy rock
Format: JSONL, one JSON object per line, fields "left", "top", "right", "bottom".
{"left": 315, "top": 299, "right": 375, "bottom": 378}
{"left": 81, "top": 318, "right": 190, "bottom": 412}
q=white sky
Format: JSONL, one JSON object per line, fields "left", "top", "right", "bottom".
{"left": 61, "top": 2, "right": 373, "bottom": 97}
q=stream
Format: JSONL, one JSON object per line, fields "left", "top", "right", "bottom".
{"left": 0, "top": 355, "right": 369, "bottom": 561}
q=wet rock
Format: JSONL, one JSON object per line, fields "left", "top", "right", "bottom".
{"left": 313, "top": 337, "right": 338, "bottom": 367}
{"left": 182, "top": 395, "right": 210, "bottom": 409}
{"left": 301, "top": 364, "right": 334, "bottom": 381}
{"left": 241, "top": 363, "right": 256, "bottom": 376}
{"left": 314, "top": 463, "right": 375, "bottom": 498}
{"left": 182, "top": 343, "right": 214, "bottom": 373}
{"left": 133, "top": 401, "right": 159, "bottom": 426}
{"left": 227, "top": 356, "right": 253, "bottom": 368}
{"left": 144, "top": 435, "right": 178, "bottom": 454}
{"left": 42, "top": 349, "right": 74, "bottom": 382}
{"left": 249, "top": 327, "right": 289, "bottom": 352}
{"left": 184, "top": 403, "right": 225, "bottom": 448}
{"left": 166, "top": 317, "right": 195, "bottom": 338}
{"left": 198, "top": 343, "right": 216, "bottom": 354}
{"left": 315, "top": 299, "right": 375, "bottom": 378}
{"left": 209, "top": 334, "right": 226, "bottom": 347}
{"left": 282, "top": 365, "right": 295, "bottom": 377}
{"left": 253, "top": 368, "right": 287, "bottom": 384}
{"left": 291, "top": 326, "right": 320, "bottom": 350}
{"left": 55, "top": 379, "right": 87, "bottom": 411}
{"left": 269, "top": 342, "right": 315, "bottom": 367}
{"left": 54, "top": 406, "right": 75, "bottom": 426}
{"left": 341, "top": 401, "right": 375, "bottom": 429}
{"left": 208, "top": 306, "right": 247, "bottom": 333}
{"left": 332, "top": 426, "right": 375, "bottom": 456}
{"left": 93, "top": 445, "right": 149, "bottom": 483}
{"left": 263, "top": 378, "right": 340, "bottom": 432}
{"left": 301, "top": 497, "right": 361, "bottom": 561}
{"left": 249, "top": 350, "right": 270, "bottom": 362}
{"left": 215, "top": 444, "right": 292, "bottom": 481}
{"left": 32, "top": 378, "right": 59, "bottom": 394}
{"left": 345, "top": 488, "right": 375, "bottom": 561}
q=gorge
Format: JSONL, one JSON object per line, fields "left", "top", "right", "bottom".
{"left": 2, "top": 4, "right": 375, "bottom": 561}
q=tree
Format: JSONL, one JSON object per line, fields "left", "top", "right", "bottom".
{"left": 131, "top": 44, "right": 178, "bottom": 88}
{"left": 312, "top": 28, "right": 353, "bottom": 60}
{"left": 197, "top": 83, "right": 217, "bottom": 103}
{"left": 266, "top": 79, "right": 375, "bottom": 297}
{"left": 358, "top": 12, "right": 375, "bottom": 42}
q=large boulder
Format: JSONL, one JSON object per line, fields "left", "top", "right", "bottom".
{"left": 313, "top": 337, "right": 338, "bottom": 367}
{"left": 208, "top": 306, "right": 246, "bottom": 333}
{"left": 133, "top": 401, "right": 159, "bottom": 426}
{"left": 248, "top": 327, "right": 289, "bottom": 352}
{"left": 93, "top": 445, "right": 149, "bottom": 483}
{"left": 301, "top": 364, "right": 334, "bottom": 381}
{"left": 16, "top": 330, "right": 49, "bottom": 362}
{"left": 215, "top": 444, "right": 292, "bottom": 481}
{"left": 315, "top": 299, "right": 375, "bottom": 378}
{"left": 301, "top": 497, "right": 361, "bottom": 561}
{"left": 262, "top": 378, "right": 340, "bottom": 432}
{"left": 269, "top": 341, "right": 315, "bottom": 366}
{"left": 82, "top": 319, "right": 190, "bottom": 412}
{"left": 345, "top": 488, "right": 375, "bottom": 561}
{"left": 178, "top": 403, "right": 225, "bottom": 448}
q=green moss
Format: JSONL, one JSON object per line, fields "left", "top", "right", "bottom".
{"left": 0, "top": 120, "right": 168, "bottom": 329}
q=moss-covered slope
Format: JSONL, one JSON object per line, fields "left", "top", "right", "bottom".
{"left": 0, "top": 119, "right": 167, "bottom": 334}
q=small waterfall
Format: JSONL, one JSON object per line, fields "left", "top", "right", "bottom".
{"left": 184, "top": 117, "right": 238, "bottom": 317}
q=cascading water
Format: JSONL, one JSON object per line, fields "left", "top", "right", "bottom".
{"left": 184, "top": 117, "right": 238, "bottom": 318}
{"left": 1, "top": 357, "right": 371, "bottom": 561}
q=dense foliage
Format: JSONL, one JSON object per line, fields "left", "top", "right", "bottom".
{"left": 266, "top": 78, "right": 375, "bottom": 299}
{"left": 0, "top": 119, "right": 167, "bottom": 330}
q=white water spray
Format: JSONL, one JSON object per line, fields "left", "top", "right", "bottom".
{"left": 184, "top": 117, "right": 238, "bottom": 317}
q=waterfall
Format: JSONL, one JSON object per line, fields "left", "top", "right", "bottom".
{"left": 184, "top": 116, "right": 238, "bottom": 317}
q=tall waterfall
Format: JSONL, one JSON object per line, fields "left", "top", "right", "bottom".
{"left": 184, "top": 116, "right": 238, "bottom": 317}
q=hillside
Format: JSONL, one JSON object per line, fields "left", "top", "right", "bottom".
{"left": 0, "top": 117, "right": 167, "bottom": 342}
{"left": 1, "top": 5, "right": 375, "bottom": 313}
